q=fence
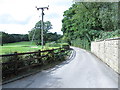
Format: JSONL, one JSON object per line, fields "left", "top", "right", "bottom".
{"left": 1, "top": 47, "right": 69, "bottom": 80}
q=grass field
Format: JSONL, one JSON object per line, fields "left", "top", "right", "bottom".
{"left": 3, "top": 41, "right": 36, "bottom": 46}
{"left": 0, "top": 41, "right": 59, "bottom": 55}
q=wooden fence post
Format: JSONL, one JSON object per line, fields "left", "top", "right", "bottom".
{"left": 14, "top": 52, "right": 18, "bottom": 75}
{"left": 60, "top": 48, "right": 62, "bottom": 53}
{"left": 51, "top": 50, "right": 55, "bottom": 61}
{"left": 38, "top": 50, "right": 41, "bottom": 64}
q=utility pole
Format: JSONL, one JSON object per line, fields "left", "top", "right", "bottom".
{"left": 36, "top": 5, "right": 49, "bottom": 49}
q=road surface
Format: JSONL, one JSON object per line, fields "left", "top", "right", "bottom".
{"left": 3, "top": 47, "right": 118, "bottom": 88}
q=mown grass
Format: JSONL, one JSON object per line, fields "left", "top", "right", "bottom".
{"left": 0, "top": 41, "right": 60, "bottom": 55}
{"left": 3, "top": 41, "right": 36, "bottom": 46}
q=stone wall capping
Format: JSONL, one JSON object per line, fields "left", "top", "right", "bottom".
{"left": 94, "top": 37, "right": 120, "bottom": 42}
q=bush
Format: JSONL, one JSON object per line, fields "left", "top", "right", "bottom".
{"left": 2, "top": 47, "right": 70, "bottom": 81}
{"left": 45, "top": 42, "right": 61, "bottom": 47}
{"left": 61, "top": 44, "right": 70, "bottom": 50}
{"left": 71, "top": 38, "right": 90, "bottom": 50}
{"left": 45, "top": 42, "right": 69, "bottom": 48}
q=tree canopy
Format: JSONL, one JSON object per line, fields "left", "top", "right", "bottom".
{"left": 0, "top": 32, "right": 29, "bottom": 45}
{"left": 28, "top": 20, "right": 61, "bottom": 45}
{"left": 61, "top": 2, "right": 120, "bottom": 50}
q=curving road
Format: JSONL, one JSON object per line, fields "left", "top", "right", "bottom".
{"left": 3, "top": 47, "right": 118, "bottom": 88}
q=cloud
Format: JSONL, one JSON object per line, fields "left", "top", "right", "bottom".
{"left": 0, "top": 0, "right": 73, "bottom": 34}
{"left": 0, "top": 14, "right": 31, "bottom": 25}
{"left": 53, "top": 0, "right": 73, "bottom": 6}
{"left": 0, "top": 24, "right": 30, "bottom": 34}
{"left": 74, "top": 0, "right": 119, "bottom": 2}
{"left": 47, "top": 13, "right": 60, "bottom": 19}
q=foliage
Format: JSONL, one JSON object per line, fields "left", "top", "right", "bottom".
{"left": 2, "top": 47, "right": 70, "bottom": 80}
{"left": 28, "top": 20, "right": 62, "bottom": 45}
{"left": 45, "top": 42, "right": 61, "bottom": 47}
{"left": 0, "top": 32, "right": 29, "bottom": 45}
{"left": 28, "top": 21, "right": 52, "bottom": 44}
{"left": 61, "top": 2, "right": 119, "bottom": 50}
{"left": 45, "top": 42, "right": 69, "bottom": 47}
{"left": 44, "top": 32, "right": 62, "bottom": 43}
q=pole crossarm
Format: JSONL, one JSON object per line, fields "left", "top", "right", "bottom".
{"left": 36, "top": 5, "right": 49, "bottom": 11}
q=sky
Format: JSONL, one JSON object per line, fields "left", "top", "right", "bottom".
{"left": 0, "top": 0, "right": 73, "bottom": 34}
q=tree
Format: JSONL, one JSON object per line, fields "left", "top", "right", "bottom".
{"left": 61, "top": 2, "right": 119, "bottom": 50}
{"left": 28, "top": 20, "right": 53, "bottom": 45}
{"left": 0, "top": 31, "right": 29, "bottom": 45}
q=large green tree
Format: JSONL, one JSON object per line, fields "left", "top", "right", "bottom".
{"left": 62, "top": 2, "right": 119, "bottom": 50}
{"left": 28, "top": 20, "right": 62, "bottom": 45}
{"left": 28, "top": 20, "right": 52, "bottom": 45}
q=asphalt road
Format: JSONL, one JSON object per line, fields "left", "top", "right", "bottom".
{"left": 3, "top": 47, "right": 118, "bottom": 88}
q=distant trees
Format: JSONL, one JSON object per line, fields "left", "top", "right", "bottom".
{"left": 0, "top": 20, "right": 62, "bottom": 46}
{"left": 28, "top": 20, "right": 62, "bottom": 45}
{"left": 0, "top": 32, "right": 29, "bottom": 45}
{"left": 44, "top": 32, "right": 62, "bottom": 43}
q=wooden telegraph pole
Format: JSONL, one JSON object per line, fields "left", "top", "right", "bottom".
{"left": 36, "top": 5, "right": 49, "bottom": 49}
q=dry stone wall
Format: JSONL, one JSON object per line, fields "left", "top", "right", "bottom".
{"left": 91, "top": 38, "right": 120, "bottom": 74}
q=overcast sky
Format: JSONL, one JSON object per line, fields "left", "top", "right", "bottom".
{"left": 0, "top": 0, "right": 73, "bottom": 34}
